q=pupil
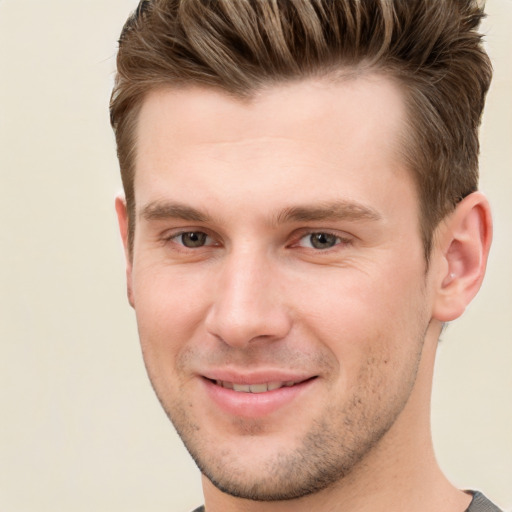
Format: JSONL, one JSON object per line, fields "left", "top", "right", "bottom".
{"left": 182, "top": 232, "right": 207, "bottom": 247}
{"left": 311, "top": 233, "right": 336, "bottom": 249}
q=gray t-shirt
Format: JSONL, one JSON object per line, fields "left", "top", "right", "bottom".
{"left": 466, "top": 491, "right": 503, "bottom": 512}
{"left": 190, "top": 490, "right": 503, "bottom": 512}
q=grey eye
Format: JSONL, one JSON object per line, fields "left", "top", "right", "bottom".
{"left": 180, "top": 232, "right": 208, "bottom": 248}
{"left": 309, "top": 233, "right": 339, "bottom": 249}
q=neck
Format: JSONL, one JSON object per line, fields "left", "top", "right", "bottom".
{"left": 202, "top": 323, "right": 471, "bottom": 512}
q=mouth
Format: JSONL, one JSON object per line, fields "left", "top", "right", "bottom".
{"left": 205, "top": 377, "right": 316, "bottom": 393}
{"left": 202, "top": 375, "right": 318, "bottom": 418}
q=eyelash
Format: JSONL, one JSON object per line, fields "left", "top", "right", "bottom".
{"left": 161, "top": 228, "right": 353, "bottom": 254}
{"left": 162, "top": 230, "right": 217, "bottom": 249}
{"left": 291, "top": 230, "right": 353, "bottom": 251}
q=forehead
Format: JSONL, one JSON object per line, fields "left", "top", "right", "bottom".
{"left": 133, "top": 76, "right": 415, "bottom": 222}
{"left": 136, "top": 75, "right": 407, "bottom": 159}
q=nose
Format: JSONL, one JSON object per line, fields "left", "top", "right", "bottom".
{"left": 204, "top": 250, "right": 292, "bottom": 348}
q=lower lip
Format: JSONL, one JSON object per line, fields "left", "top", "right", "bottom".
{"left": 202, "top": 378, "right": 316, "bottom": 419}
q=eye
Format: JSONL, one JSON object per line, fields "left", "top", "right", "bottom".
{"left": 174, "top": 231, "right": 211, "bottom": 248}
{"left": 299, "top": 232, "right": 344, "bottom": 250}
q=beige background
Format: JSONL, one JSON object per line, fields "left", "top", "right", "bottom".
{"left": 0, "top": 1, "right": 510, "bottom": 511}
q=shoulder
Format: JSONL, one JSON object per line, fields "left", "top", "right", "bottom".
{"left": 466, "top": 491, "right": 503, "bottom": 512}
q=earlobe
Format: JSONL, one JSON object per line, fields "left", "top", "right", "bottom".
{"left": 432, "top": 192, "right": 492, "bottom": 322}
{"left": 115, "top": 195, "right": 135, "bottom": 308}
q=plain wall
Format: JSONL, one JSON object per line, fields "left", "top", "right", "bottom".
{"left": 0, "top": 1, "right": 510, "bottom": 511}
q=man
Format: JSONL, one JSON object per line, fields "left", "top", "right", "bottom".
{"left": 110, "top": 1, "right": 501, "bottom": 511}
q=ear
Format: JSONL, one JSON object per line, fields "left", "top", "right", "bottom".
{"left": 432, "top": 192, "right": 492, "bottom": 322}
{"left": 115, "top": 195, "right": 135, "bottom": 308}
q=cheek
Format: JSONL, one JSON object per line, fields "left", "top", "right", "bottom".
{"left": 132, "top": 265, "right": 212, "bottom": 361}
{"left": 291, "top": 263, "right": 427, "bottom": 372}
{"left": 294, "top": 268, "right": 414, "bottom": 331}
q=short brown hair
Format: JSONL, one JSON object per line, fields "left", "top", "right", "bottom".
{"left": 110, "top": 0, "right": 492, "bottom": 257}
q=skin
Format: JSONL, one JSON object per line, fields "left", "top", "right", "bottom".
{"left": 116, "top": 75, "right": 492, "bottom": 512}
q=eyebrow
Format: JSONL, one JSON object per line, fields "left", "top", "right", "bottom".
{"left": 274, "top": 201, "right": 382, "bottom": 224}
{"left": 139, "top": 199, "right": 381, "bottom": 225}
{"left": 140, "top": 201, "right": 211, "bottom": 222}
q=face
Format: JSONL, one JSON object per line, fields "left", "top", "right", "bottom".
{"left": 119, "top": 76, "right": 439, "bottom": 501}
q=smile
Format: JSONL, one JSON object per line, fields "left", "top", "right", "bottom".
{"left": 203, "top": 375, "right": 317, "bottom": 418}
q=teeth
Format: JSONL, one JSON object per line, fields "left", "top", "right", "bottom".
{"left": 215, "top": 380, "right": 299, "bottom": 392}
{"left": 232, "top": 383, "right": 251, "bottom": 392}
{"left": 249, "top": 383, "right": 268, "bottom": 393}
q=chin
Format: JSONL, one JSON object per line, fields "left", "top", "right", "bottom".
{"left": 174, "top": 410, "right": 390, "bottom": 502}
